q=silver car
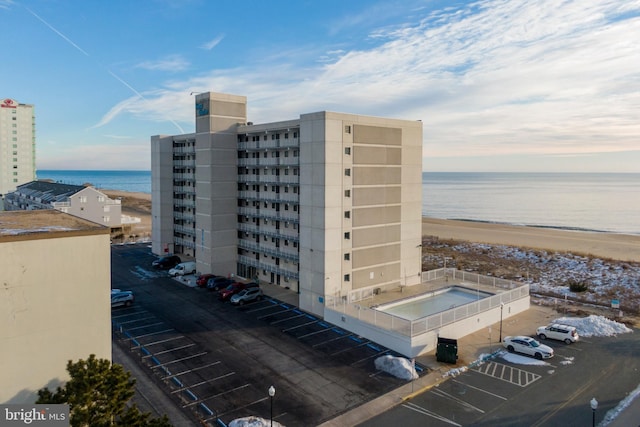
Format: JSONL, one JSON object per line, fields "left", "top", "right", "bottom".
{"left": 503, "top": 336, "right": 554, "bottom": 359}
{"left": 111, "top": 289, "right": 134, "bottom": 308}
{"left": 230, "top": 287, "right": 264, "bottom": 305}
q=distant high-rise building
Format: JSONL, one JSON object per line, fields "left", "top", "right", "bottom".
{"left": 151, "top": 92, "right": 423, "bottom": 317}
{"left": 0, "top": 98, "right": 36, "bottom": 197}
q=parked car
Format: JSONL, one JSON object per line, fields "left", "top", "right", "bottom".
{"left": 536, "top": 324, "right": 579, "bottom": 344}
{"left": 168, "top": 261, "right": 197, "bottom": 277}
{"left": 206, "top": 276, "right": 234, "bottom": 291}
{"left": 503, "top": 336, "right": 554, "bottom": 359}
{"left": 230, "top": 287, "right": 264, "bottom": 305}
{"left": 111, "top": 289, "right": 134, "bottom": 308}
{"left": 197, "top": 274, "right": 220, "bottom": 288}
{"left": 152, "top": 255, "right": 181, "bottom": 270}
{"left": 219, "top": 282, "right": 260, "bottom": 302}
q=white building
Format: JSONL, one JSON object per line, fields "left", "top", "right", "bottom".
{"left": 4, "top": 180, "right": 124, "bottom": 228}
{"left": 152, "top": 92, "right": 423, "bottom": 317}
{"left": 0, "top": 98, "right": 36, "bottom": 197}
{"left": 0, "top": 210, "right": 111, "bottom": 404}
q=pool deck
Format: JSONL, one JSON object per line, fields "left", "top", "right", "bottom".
{"left": 359, "top": 276, "right": 512, "bottom": 310}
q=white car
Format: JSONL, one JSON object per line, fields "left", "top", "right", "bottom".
{"left": 536, "top": 324, "right": 579, "bottom": 344}
{"left": 111, "top": 289, "right": 134, "bottom": 308}
{"left": 503, "top": 336, "right": 554, "bottom": 359}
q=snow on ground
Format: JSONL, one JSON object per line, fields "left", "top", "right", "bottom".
{"left": 499, "top": 351, "right": 550, "bottom": 365}
{"left": 553, "top": 315, "right": 633, "bottom": 337}
{"left": 229, "top": 417, "right": 284, "bottom": 427}
{"left": 374, "top": 355, "right": 418, "bottom": 380}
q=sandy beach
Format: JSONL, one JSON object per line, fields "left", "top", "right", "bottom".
{"left": 423, "top": 217, "right": 640, "bottom": 262}
{"left": 103, "top": 189, "right": 640, "bottom": 263}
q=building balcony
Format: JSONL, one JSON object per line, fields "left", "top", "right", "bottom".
{"left": 237, "top": 255, "right": 299, "bottom": 280}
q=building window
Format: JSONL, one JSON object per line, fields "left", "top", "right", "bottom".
{"left": 344, "top": 211, "right": 350, "bottom": 219}
{"left": 345, "top": 125, "right": 351, "bottom": 134}
{"left": 344, "top": 253, "right": 350, "bottom": 261}
{"left": 345, "top": 147, "right": 351, "bottom": 155}
{"left": 293, "top": 132, "right": 298, "bottom": 138}
{"left": 284, "top": 133, "right": 289, "bottom": 139}
{"left": 344, "top": 274, "right": 350, "bottom": 282}
{"left": 345, "top": 189, "right": 351, "bottom": 197}
{"left": 345, "top": 169, "right": 351, "bottom": 176}
{"left": 79, "top": 196, "right": 87, "bottom": 203}
{"left": 293, "top": 150, "right": 299, "bottom": 157}
{"left": 344, "top": 232, "right": 350, "bottom": 239}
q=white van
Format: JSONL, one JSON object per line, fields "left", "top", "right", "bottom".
{"left": 168, "top": 261, "right": 196, "bottom": 277}
{"left": 536, "top": 323, "right": 579, "bottom": 344}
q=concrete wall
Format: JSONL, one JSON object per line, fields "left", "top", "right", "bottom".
{"left": 0, "top": 233, "right": 111, "bottom": 403}
{"left": 151, "top": 134, "right": 179, "bottom": 256}
{"left": 324, "top": 296, "right": 530, "bottom": 358}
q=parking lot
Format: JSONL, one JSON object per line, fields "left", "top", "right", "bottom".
{"left": 111, "top": 244, "right": 428, "bottom": 426}
{"left": 357, "top": 319, "right": 640, "bottom": 426}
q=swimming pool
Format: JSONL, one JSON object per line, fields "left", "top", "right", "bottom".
{"left": 375, "top": 286, "right": 494, "bottom": 321}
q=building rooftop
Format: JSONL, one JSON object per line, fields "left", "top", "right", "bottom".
{"left": 11, "top": 180, "right": 87, "bottom": 204}
{"left": 0, "top": 210, "right": 109, "bottom": 241}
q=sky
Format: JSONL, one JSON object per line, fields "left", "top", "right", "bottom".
{"left": 1, "top": 0, "right": 639, "bottom": 173}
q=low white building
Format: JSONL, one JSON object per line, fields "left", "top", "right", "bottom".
{"left": 3, "top": 180, "right": 125, "bottom": 228}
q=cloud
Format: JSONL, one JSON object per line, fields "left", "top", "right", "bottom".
{"left": 104, "top": 0, "right": 640, "bottom": 164}
{"left": 0, "top": 0, "right": 14, "bottom": 10}
{"left": 201, "top": 35, "right": 224, "bottom": 50}
{"left": 135, "top": 55, "right": 190, "bottom": 72}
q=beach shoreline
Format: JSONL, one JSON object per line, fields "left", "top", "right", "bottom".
{"left": 102, "top": 189, "right": 640, "bottom": 263}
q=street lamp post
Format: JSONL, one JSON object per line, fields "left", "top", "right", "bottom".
{"left": 590, "top": 397, "right": 598, "bottom": 427}
{"left": 268, "top": 385, "right": 276, "bottom": 427}
{"left": 499, "top": 302, "right": 505, "bottom": 343}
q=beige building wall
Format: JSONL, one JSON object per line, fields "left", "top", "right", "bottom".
{"left": 0, "top": 211, "right": 111, "bottom": 404}
{"left": 0, "top": 99, "right": 36, "bottom": 196}
{"left": 194, "top": 92, "right": 247, "bottom": 275}
{"left": 299, "top": 112, "right": 422, "bottom": 316}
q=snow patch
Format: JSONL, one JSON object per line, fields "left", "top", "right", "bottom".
{"left": 499, "top": 351, "right": 550, "bottom": 365}
{"left": 553, "top": 315, "right": 633, "bottom": 337}
{"left": 229, "top": 417, "right": 285, "bottom": 427}
{"left": 374, "top": 355, "right": 418, "bottom": 380}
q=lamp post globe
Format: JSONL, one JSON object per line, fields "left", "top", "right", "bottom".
{"left": 590, "top": 397, "right": 598, "bottom": 427}
{"left": 269, "top": 386, "right": 276, "bottom": 427}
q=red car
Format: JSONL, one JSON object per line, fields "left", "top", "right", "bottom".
{"left": 218, "top": 282, "right": 259, "bottom": 301}
{"left": 196, "top": 274, "right": 219, "bottom": 288}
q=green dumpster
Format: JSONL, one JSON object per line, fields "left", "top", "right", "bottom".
{"left": 436, "top": 337, "right": 458, "bottom": 364}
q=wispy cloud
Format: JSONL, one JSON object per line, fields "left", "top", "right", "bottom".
{"left": 135, "top": 55, "right": 189, "bottom": 72}
{"left": 201, "top": 34, "right": 224, "bottom": 50}
{"left": 0, "top": 0, "right": 14, "bottom": 10}
{"left": 106, "top": 0, "right": 640, "bottom": 163}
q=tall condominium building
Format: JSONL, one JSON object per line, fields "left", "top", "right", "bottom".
{"left": 0, "top": 98, "right": 36, "bottom": 197}
{"left": 151, "top": 92, "right": 423, "bottom": 316}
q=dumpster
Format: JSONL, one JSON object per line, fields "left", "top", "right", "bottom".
{"left": 436, "top": 337, "right": 458, "bottom": 364}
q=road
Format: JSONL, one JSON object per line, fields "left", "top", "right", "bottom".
{"left": 358, "top": 332, "right": 640, "bottom": 426}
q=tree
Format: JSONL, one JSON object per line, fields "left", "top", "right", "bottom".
{"left": 37, "top": 354, "right": 171, "bottom": 427}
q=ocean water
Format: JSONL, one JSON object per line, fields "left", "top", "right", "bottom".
{"left": 36, "top": 170, "right": 640, "bottom": 235}
{"left": 423, "top": 172, "right": 640, "bottom": 235}
{"left": 37, "top": 170, "right": 151, "bottom": 194}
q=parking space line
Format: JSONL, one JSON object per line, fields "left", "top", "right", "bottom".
{"left": 297, "top": 327, "right": 331, "bottom": 340}
{"left": 161, "top": 361, "right": 222, "bottom": 380}
{"left": 311, "top": 333, "right": 354, "bottom": 348}
{"left": 330, "top": 340, "right": 370, "bottom": 357}
{"left": 112, "top": 310, "right": 149, "bottom": 319}
{"left": 130, "top": 328, "right": 175, "bottom": 339}
{"left": 171, "top": 372, "right": 236, "bottom": 393}
{"left": 350, "top": 350, "right": 389, "bottom": 366}
{"left": 451, "top": 379, "right": 507, "bottom": 400}
{"left": 137, "top": 336, "right": 185, "bottom": 348}
{"left": 184, "top": 384, "right": 251, "bottom": 408}
{"left": 472, "top": 361, "right": 541, "bottom": 387}
{"left": 150, "top": 352, "right": 207, "bottom": 368}
{"left": 402, "top": 402, "right": 462, "bottom": 426}
{"left": 282, "top": 319, "right": 319, "bottom": 332}
{"left": 257, "top": 307, "right": 294, "bottom": 320}
{"left": 216, "top": 394, "right": 269, "bottom": 418}
{"left": 141, "top": 344, "right": 196, "bottom": 358}
{"left": 118, "top": 316, "right": 156, "bottom": 325}
{"left": 270, "top": 313, "right": 305, "bottom": 325}
{"left": 431, "top": 388, "right": 485, "bottom": 413}
{"left": 125, "top": 321, "right": 165, "bottom": 331}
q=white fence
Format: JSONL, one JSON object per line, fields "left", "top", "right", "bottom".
{"left": 325, "top": 269, "right": 529, "bottom": 338}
